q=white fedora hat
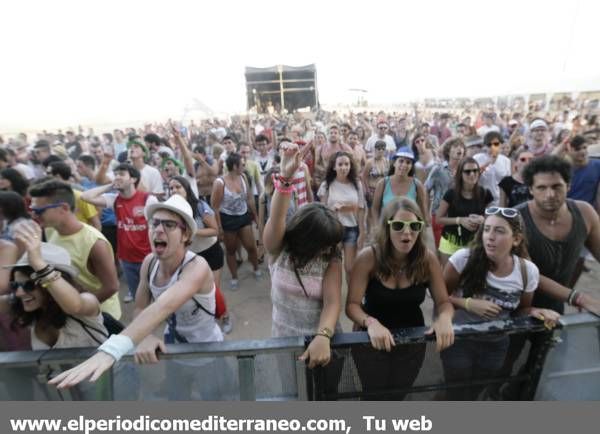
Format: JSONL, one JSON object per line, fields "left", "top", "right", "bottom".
{"left": 145, "top": 194, "right": 197, "bottom": 234}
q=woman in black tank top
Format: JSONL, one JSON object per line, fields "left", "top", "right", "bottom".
{"left": 347, "top": 197, "right": 454, "bottom": 400}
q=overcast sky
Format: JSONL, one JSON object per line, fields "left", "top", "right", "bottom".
{"left": 1, "top": 0, "right": 599, "bottom": 132}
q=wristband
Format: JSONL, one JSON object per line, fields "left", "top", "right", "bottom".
{"left": 465, "top": 297, "right": 472, "bottom": 312}
{"left": 572, "top": 292, "right": 584, "bottom": 307}
{"left": 98, "top": 334, "right": 135, "bottom": 362}
{"left": 273, "top": 174, "right": 296, "bottom": 195}
{"left": 567, "top": 289, "right": 579, "bottom": 306}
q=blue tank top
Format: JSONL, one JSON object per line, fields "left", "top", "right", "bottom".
{"left": 382, "top": 176, "right": 417, "bottom": 209}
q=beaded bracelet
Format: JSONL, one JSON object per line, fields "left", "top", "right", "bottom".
{"left": 273, "top": 174, "right": 295, "bottom": 195}
{"left": 31, "top": 265, "right": 54, "bottom": 281}
{"left": 38, "top": 270, "right": 62, "bottom": 288}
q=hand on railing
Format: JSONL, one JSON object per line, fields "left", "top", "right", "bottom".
{"left": 529, "top": 308, "right": 560, "bottom": 330}
{"left": 299, "top": 335, "right": 330, "bottom": 369}
{"left": 366, "top": 319, "right": 395, "bottom": 352}
{"left": 134, "top": 335, "right": 166, "bottom": 364}
{"left": 425, "top": 315, "right": 455, "bottom": 352}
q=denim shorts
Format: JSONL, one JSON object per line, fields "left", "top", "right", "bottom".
{"left": 342, "top": 226, "right": 359, "bottom": 245}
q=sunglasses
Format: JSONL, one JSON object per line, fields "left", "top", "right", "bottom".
{"left": 30, "top": 202, "right": 66, "bottom": 216}
{"left": 374, "top": 145, "right": 386, "bottom": 150}
{"left": 462, "top": 169, "right": 480, "bottom": 175}
{"left": 519, "top": 157, "right": 532, "bottom": 163}
{"left": 388, "top": 219, "right": 424, "bottom": 233}
{"left": 150, "top": 218, "right": 186, "bottom": 231}
{"left": 489, "top": 141, "right": 501, "bottom": 147}
{"left": 9, "top": 280, "right": 37, "bottom": 293}
{"left": 485, "top": 207, "right": 519, "bottom": 219}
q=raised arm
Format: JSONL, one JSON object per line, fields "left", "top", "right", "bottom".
{"left": 263, "top": 143, "right": 302, "bottom": 256}
{"left": 81, "top": 183, "right": 112, "bottom": 208}
{"left": 14, "top": 221, "right": 100, "bottom": 317}
{"left": 0, "top": 239, "right": 19, "bottom": 294}
{"left": 170, "top": 124, "right": 195, "bottom": 177}
{"left": 95, "top": 154, "right": 114, "bottom": 185}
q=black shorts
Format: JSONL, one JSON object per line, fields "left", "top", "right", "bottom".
{"left": 220, "top": 212, "right": 252, "bottom": 232}
{"left": 196, "top": 241, "right": 224, "bottom": 271}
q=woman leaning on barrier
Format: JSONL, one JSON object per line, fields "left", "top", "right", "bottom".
{"left": 440, "top": 206, "right": 560, "bottom": 400}
{"left": 346, "top": 197, "right": 454, "bottom": 400}
{"left": 263, "top": 141, "right": 344, "bottom": 378}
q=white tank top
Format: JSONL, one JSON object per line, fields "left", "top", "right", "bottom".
{"left": 148, "top": 251, "right": 223, "bottom": 343}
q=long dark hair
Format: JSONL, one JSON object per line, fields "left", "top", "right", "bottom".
{"left": 458, "top": 213, "right": 529, "bottom": 297}
{"left": 411, "top": 133, "right": 425, "bottom": 161}
{"left": 324, "top": 151, "right": 359, "bottom": 190}
{"left": 170, "top": 175, "right": 200, "bottom": 219}
{"left": 9, "top": 266, "right": 80, "bottom": 331}
{"left": 282, "top": 203, "right": 343, "bottom": 269}
{"left": 0, "top": 191, "right": 30, "bottom": 223}
{"left": 452, "top": 157, "right": 482, "bottom": 209}
{"left": 0, "top": 168, "right": 29, "bottom": 197}
{"left": 388, "top": 155, "right": 416, "bottom": 177}
{"left": 374, "top": 197, "right": 429, "bottom": 284}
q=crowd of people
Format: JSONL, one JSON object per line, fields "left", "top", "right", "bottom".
{"left": 1, "top": 104, "right": 600, "bottom": 400}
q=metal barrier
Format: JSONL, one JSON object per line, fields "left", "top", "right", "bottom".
{"left": 0, "top": 313, "right": 598, "bottom": 401}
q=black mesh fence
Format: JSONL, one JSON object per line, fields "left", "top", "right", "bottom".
{"left": 306, "top": 317, "right": 555, "bottom": 401}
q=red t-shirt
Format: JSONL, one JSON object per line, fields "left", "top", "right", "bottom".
{"left": 113, "top": 190, "right": 152, "bottom": 263}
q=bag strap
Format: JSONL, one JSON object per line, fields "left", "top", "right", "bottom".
{"left": 147, "top": 254, "right": 216, "bottom": 320}
{"left": 67, "top": 314, "right": 108, "bottom": 346}
{"left": 518, "top": 257, "right": 528, "bottom": 292}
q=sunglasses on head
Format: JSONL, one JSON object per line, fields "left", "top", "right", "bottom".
{"left": 388, "top": 219, "right": 424, "bottom": 233}
{"left": 150, "top": 218, "right": 185, "bottom": 231}
{"left": 9, "top": 280, "right": 36, "bottom": 293}
{"left": 485, "top": 207, "right": 519, "bottom": 219}
{"left": 462, "top": 168, "right": 479, "bottom": 175}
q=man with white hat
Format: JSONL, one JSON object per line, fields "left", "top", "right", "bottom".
{"left": 50, "top": 194, "right": 224, "bottom": 399}
{"left": 527, "top": 119, "right": 552, "bottom": 157}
